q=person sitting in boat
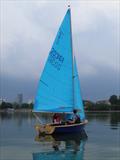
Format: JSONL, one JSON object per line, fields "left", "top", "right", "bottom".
{"left": 53, "top": 113, "right": 61, "bottom": 125}
{"left": 67, "top": 109, "right": 81, "bottom": 124}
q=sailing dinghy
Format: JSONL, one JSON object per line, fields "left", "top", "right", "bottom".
{"left": 33, "top": 7, "right": 88, "bottom": 135}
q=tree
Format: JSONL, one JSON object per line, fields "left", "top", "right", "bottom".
{"left": 0, "top": 102, "right": 13, "bottom": 109}
{"left": 109, "top": 95, "right": 118, "bottom": 105}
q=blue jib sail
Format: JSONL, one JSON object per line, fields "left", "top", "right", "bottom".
{"left": 73, "top": 58, "right": 85, "bottom": 120}
{"left": 34, "top": 9, "right": 74, "bottom": 112}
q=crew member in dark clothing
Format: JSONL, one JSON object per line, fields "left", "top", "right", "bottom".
{"left": 67, "top": 109, "right": 81, "bottom": 124}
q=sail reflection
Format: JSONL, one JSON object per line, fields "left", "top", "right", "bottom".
{"left": 33, "top": 134, "right": 87, "bottom": 160}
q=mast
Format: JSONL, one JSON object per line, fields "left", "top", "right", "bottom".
{"left": 69, "top": 5, "right": 74, "bottom": 108}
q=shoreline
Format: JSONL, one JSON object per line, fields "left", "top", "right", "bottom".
{"left": 85, "top": 110, "right": 120, "bottom": 113}
{"left": 0, "top": 109, "right": 32, "bottom": 113}
{"left": 0, "top": 109, "right": 120, "bottom": 113}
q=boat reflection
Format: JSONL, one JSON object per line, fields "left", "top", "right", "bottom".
{"left": 33, "top": 134, "right": 87, "bottom": 160}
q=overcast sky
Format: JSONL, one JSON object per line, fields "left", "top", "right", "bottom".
{"left": 0, "top": 0, "right": 120, "bottom": 102}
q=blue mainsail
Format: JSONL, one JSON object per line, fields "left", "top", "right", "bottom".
{"left": 34, "top": 9, "right": 74, "bottom": 112}
{"left": 73, "top": 58, "right": 85, "bottom": 120}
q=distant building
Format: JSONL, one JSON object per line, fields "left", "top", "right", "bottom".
{"left": 0, "top": 99, "right": 3, "bottom": 105}
{"left": 28, "top": 99, "right": 34, "bottom": 104}
{"left": 96, "top": 100, "right": 111, "bottom": 105}
{"left": 0, "top": 98, "right": 6, "bottom": 104}
{"left": 83, "top": 100, "right": 94, "bottom": 109}
{"left": 17, "top": 94, "right": 23, "bottom": 106}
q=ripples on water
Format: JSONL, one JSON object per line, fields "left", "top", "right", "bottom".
{"left": 0, "top": 111, "right": 120, "bottom": 160}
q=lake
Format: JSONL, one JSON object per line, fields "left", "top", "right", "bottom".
{"left": 0, "top": 111, "right": 120, "bottom": 160}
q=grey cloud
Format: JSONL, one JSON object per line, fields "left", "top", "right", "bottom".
{"left": 1, "top": 1, "right": 119, "bottom": 101}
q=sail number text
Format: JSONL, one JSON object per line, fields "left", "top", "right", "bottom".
{"left": 48, "top": 48, "right": 64, "bottom": 71}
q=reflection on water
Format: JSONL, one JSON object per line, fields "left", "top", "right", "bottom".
{"left": 0, "top": 111, "right": 31, "bottom": 127}
{"left": 0, "top": 111, "right": 120, "bottom": 129}
{"left": 0, "top": 111, "right": 120, "bottom": 160}
{"left": 33, "top": 134, "right": 86, "bottom": 160}
{"left": 86, "top": 112, "right": 120, "bottom": 129}
{"left": 109, "top": 112, "right": 120, "bottom": 129}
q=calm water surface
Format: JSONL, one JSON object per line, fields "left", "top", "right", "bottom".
{"left": 0, "top": 112, "right": 120, "bottom": 160}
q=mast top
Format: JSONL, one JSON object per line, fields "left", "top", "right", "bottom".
{"left": 68, "top": 4, "right": 70, "bottom": 8}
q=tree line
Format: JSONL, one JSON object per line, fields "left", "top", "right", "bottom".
{"left": 85, "top": 95, "right": 120, "bottom": 111}
{"left": 0, "top": 102, "right": 33, "bottom": 110}
{"left": 0, "top": 95, "right": 120, "bottom": 111}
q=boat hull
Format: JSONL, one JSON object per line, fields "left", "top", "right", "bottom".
{"left": 53, "top": 123, "right": 84, "bottom": 134}
{"left": 35, "top": 120, "right": 88, "bottom": 135}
